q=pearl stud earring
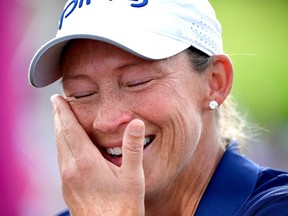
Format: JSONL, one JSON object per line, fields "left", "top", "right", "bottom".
{"left": 209, "top": 100, "right": 218, "bottom": 110}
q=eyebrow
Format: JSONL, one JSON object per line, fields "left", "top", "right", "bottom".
{"left": 62, "top": 73, "right": 92, "bottom": 82}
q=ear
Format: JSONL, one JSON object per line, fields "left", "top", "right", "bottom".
{"left": 207, "top": 55, "right": 233, "bottom": 107}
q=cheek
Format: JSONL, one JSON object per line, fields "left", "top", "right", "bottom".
{"left": 129, "top": 89, "right": 172, "bottom": 123}
{"left": 130, "top": 83, "right": 203, "bottom": 157}
{"left": 138, "top": 85, "right": 203, "bottom": 185}
{"left": 130, "top": 81, "right": 201, "bottom": 125}
{"left": 68, "top": 102, "right": 95, "bottom": 133}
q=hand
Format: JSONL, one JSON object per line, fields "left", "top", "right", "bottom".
{"left": 51, "top": 95, "right": 145, "bottom": 216}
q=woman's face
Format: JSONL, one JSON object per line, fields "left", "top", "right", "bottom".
{"left": 62, "top": 40, "right": 209, "bottom": 196}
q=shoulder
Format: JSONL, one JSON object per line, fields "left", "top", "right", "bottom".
{"left": 195, "top": 142, "right": 288, "bottom": 216}
{"left": 237, "top": 168, "right": 288, "bottom": 216}
{"left": 57, "top": 209, "right": 70, "bottom": 216}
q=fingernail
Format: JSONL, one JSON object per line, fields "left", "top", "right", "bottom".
{"left": 50, "top": 94, "right": 59, "bottom": 109}
{"left": 128, "top": 120, "right": 144, "bottom": 137}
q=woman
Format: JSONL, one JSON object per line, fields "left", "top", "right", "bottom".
{"left": 29, "top": 0, "right": 288, "bottom": 215}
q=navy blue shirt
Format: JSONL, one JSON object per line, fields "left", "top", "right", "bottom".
{"left": 58, "top": 143, "right": 288, "bottom": 216}
{"left": 195, "top": 143, "right": 288, "bottom": 216}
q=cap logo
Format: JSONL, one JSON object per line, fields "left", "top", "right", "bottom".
{"left": 59, "top": 0, "right": 148, "bottom": 30}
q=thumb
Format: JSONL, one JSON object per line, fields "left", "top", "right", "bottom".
{"left": 121, "top": 119, "right": 145, "bottom": 175}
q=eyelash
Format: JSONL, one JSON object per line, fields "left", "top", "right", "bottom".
{"left": 72, "top": 92, "right": 95, "bottom": 100}
{"left": 66, "top": 92, "right": 95, "bottom": 102}
{"left": 126, "top": 79, "right": 152, "bottom": 87}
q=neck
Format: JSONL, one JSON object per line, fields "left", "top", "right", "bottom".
{"left": 145, "top": 137, "right": 224, "bottom": 216}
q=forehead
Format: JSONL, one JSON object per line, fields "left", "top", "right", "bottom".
{"left": 60, "top": 39, "right": 191, "bottom": 76}
{"left": 62, "top": 39, "right": 141, "bottom": 63}
{"left": 61, "top": 40, "right": 144, "bottom": 80}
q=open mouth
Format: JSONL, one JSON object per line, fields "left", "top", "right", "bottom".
{"left": 105, "top": 135, "right": 156, "bottom": 158}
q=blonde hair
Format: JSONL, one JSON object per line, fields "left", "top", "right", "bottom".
{"left": 217, "top": 95, "right": 249, "bottom": 150}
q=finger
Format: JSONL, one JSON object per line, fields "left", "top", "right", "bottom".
{"left": 51, "top": 97, "right": 71, "bottom": 170}
{"left": 121, "top": 119, "right": 145, "bottom": 176}
{"left": 50, "top": 94, "right": 98, "bottom": 164}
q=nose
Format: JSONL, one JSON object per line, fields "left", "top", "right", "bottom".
{"left": 93, "top": 99, "right": 134, "bottom": 133}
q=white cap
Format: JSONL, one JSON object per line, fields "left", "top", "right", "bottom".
{"left": 29, "top": 0, "right": 223, "bottom": 87}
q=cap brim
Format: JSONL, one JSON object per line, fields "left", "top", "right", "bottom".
{"left": 29, "top": 30, "right": 190, "bottom": 88}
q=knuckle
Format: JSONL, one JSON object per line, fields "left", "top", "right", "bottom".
{"left": 61, "top": 166, "right": 77, "bottom": 184}
{"left": 61, "top": 157, "right": 91, "bottom": 183}
{"left": 125, "top": 138, "right": 143, "bottom": 153}
{"left": 74, "top": 156, "right": 92, "bottom": 172}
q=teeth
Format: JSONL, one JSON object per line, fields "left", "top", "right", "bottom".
{"left": 144, "top": 137, "right": 150, "bottom": 145}
{"left": 107, "top": 147, "right": 122, "bottom": 156}
{"left": 113, "top": 147, "right": 122, "bottom": 155}
{"left": 106, "top": 136, "right": 153, "bottom": 156}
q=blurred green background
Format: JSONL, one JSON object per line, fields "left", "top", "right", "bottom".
{"left": 211, "top": 1, "right": 288, "bottom": 125}
{"left": 209, "top": 1, "right": 288, "bottom": 171}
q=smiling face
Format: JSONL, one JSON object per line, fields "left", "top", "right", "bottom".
{"left": 61, "top": 39, "right": 212, "bottom": 196}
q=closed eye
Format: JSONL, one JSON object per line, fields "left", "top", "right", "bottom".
{"left": 64, "top": 92, "right": 96, "bottom": 102}
{"left": 73, "top": 92, "right": 95, "bottom": 99}
{"left": 126, "top": 79, "right": 153, "bottom": 87}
